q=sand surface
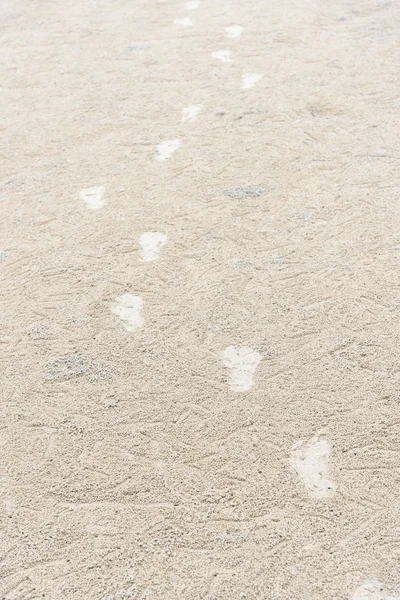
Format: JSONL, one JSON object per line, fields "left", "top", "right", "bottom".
{"left": 1, "top": 0, "right": 400, "bottom": 598}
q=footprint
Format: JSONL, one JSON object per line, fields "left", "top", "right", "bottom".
{"left": 212, "top": 50, "right": 233, "bottom": 63}
{"left": 79, "top": 185, "right": 106, "bottom": 210}
{"left": 139, "top": 232, "right": 167, "bottom": 262}
{"left": 174, "top": 17, "right": 193, "bottom": 26}
{"left": 242, "top": 73, "right": 263, "bottom": 89}
{"left": 181, "top": 104, "right": 203, "bottom": 123}
{"left": 290, "top": 435, "right": 337, "bottom": 499}
{"left": 3, "top": 496, "right": 15, "bottom": 517}
{"left": 185, "top": 0, "right": 200, "bottom": 8}
{"left": 225, "top": 25, "right": 243, "bottom": 38}
{"left": 155, "top": 139, "right": 181, "bottom": 162}
{"left": 352, "top": 580, "right": 400, "bottom": 600}
{"left": 110, "top": 293, "right": 144, "bottom": 332}
{"left": 222, "top": 346, "right": 262, "bottom": 392}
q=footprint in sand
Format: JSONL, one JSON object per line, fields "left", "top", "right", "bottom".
{"left": 290, "top": 434, "right": 337, "bottom": 499}
{"left": 225, "top": 25, "right": 243, "bottom": 38}
{"left": 181, "top": 104, "right": 203, "bottom": 123}
{"left": 139, "top": 232, "right": 167, "bottom": 262}
{"left": 242, "top": 73, "right": 263, "bottom": 89}
{"left": 352, "top": 579, "right": 400, "bottom": 600}
{"left": 110, "top": 293, "right": 144, "bottom": 332}
{"left": 156, "top": 139, "right": 181, "bottom": 161}
{"left": 212, "top": 50, "right": 233, "bottom": 63}
{"left": 222, "top": 346, "right": 262, "bottom": 392}
{"left": 79, "top": 185, "right": 106, "bottom": 210}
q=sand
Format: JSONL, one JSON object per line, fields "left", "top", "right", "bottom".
{"left": 1, "top": 0, "right": 400, "bottom": 598}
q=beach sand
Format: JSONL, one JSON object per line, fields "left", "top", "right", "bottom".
{"left": 1, "top": 0, "right": 400, "bottom": 598}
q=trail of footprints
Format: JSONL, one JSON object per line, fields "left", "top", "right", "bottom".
{"left": 78, "top": 0, "right": 336, "bottom": 500}
{"left": 81, "top": 0, "right": 336, "bottom": 506}
{"left": 75, "top": 3, "right": 390, "bottom": 596}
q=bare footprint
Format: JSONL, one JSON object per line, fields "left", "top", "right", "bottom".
{"left": 139, "top": 232, "right": 167, "bottom": 262}
{"left": 222, "top": 346, "right": 262, "bottom": 392}
{"left": 352, "top": 580, "right": 400, "bottom": 600}
{"left": 181, "top": 104, "right": 203, "bottom": 123}
{"left": 174, "top": 17, "right": 193, "bottom": 26}
{"left": 184, "top": 0, "right": 200, "bottom": 8}
{"left": 110, "top": 293, "right": 144, "bottom": 332}
{"left": 79, "top": 185, "right": 106, "bottom": 210}
{"left": 156, "top": 139, "right": 181, "bottom": 161}
{"left": 212, "top": 50, "right": 233, "bottom": 63}
{"left": 290, "top": 435, "right": 337, "bottom": 499}
{"left": 225, "top": 25, "right": 243, "bottom": 38}
{"left": 242, "top": 73, "right": 263, "bottom": 89}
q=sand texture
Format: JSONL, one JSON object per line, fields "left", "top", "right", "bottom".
{"left": 1, "top": 0, "right": 400, "bottom": 598}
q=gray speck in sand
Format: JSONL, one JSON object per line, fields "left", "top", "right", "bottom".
{"left": 223, "top": 185, "right": 265, "bottom": 199}
{"left": 46, "top": 354, "right": 87, "bottom": 381}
